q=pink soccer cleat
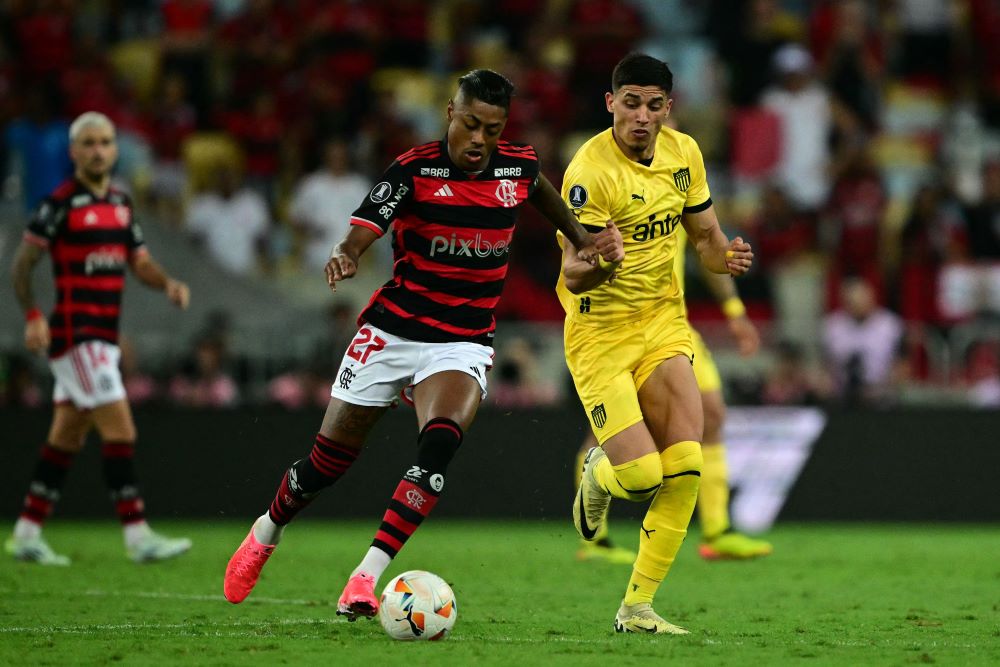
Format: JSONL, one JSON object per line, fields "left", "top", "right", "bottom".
{"left": 336, "top": 572, "right": 379, "bottom": 621}
{"left": 224, "top": 528, "right": 275, "bottom": 603}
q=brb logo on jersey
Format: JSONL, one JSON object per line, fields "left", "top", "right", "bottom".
{"left": 495, "top": 179, "right": 519, "bottom": 208}
{"left": 429, "top": 232, "right": 511, "bottom": 258}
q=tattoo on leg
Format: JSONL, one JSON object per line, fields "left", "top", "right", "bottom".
{"left": 329, "top": 404, "right": 386, "bottom": 439}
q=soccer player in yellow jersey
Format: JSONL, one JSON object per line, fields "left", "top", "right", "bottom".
{"left": 557, "top": 53, "right": 753, "bottom": 634}
{"left": 574, "top": 228, "right": 773, "bottom": 564}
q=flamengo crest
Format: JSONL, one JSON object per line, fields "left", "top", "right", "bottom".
{"left": 495, "top": 179, "right": 518, "bottom": 208}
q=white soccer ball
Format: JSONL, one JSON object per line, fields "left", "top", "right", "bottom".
{"left": 378, "top": 570, "right": 457, "bottom": 641}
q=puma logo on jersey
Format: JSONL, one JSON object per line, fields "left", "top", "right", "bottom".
{"left": 631, "top": 193, "right": 646, "bottom": 204}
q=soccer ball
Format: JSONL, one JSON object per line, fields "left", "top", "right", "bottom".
{"left": 378, "top": 570, "right": 457, "bottom": 641}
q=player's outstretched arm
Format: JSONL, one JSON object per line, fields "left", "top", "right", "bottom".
{"left": 681, "top": 204, "right": 752, "bottom": 275}
{"left": 528, "top": 174, "right": 602, "bottom": 263}
{"left": 699, "top": 266, "right": 760, "bottom": 357}
{"left": 562, "top": 221, "right": 624, "bottom": 294}
{"left": 11, "top": 240, "right": 50, "bottom": 353}
{"left": 130, "top": 252, "right": 190, "bottom": 309}
{"left": 326, "top": 225, "right": 379, "bottom": 292}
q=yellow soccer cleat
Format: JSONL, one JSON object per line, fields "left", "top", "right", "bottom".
{"left": 573, "top": 446, "right": 611, "bottom": 541}
{"left": 576, "top": 539, "right": 636, "bottom": 565}
{"left": 614, "top": 602, "right": 689, "bottom": 635}
{"left": 698, "top": 531, "right": 773, "bottom": 560}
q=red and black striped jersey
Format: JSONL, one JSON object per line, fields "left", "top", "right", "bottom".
{"left": 350, "top": 139, "right": 540, "bottom": 346}
{"left": 23, "top": 178, "right": 146, "bottom": 358}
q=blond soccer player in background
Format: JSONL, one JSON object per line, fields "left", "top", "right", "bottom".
{"left": 557, "top": 53, "right": 753, "bottom": 634}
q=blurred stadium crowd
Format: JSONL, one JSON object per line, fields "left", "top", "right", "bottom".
{"left": 2, "top": 0, "right": 999, "bottom": 410}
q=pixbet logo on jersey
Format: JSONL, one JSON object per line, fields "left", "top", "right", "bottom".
{"left": 429, "top": 232, "right": 511, "bottom": 258}
{"left": 84, "top": 247, "right": 127, "bottom": 275}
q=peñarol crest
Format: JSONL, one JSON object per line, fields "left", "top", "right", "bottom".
{"left": 591, "top": 403, "right": 607, "bottom": 428}
{"left": 673, "top": 167, "right": 691, "bottom": 192}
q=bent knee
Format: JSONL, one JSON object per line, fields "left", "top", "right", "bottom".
{"left": 615, "top": 451, "right": 664, "bottom": 500}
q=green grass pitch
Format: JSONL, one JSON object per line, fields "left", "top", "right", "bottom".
{"left": 1, "top": 521, "right": 998, "bottom": 665}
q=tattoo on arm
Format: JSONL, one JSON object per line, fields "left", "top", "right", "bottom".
{"left": 11, "top": 243, "right": 43, "bottom": 313}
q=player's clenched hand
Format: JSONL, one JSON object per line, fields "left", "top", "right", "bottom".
{"left": 725, "top": 237, "right": 753, "bottom": 276}
{"left": 166, "top": 278, "right": 190, "bottom": 310}
{"left": 325, "top": 250, "right": 357, "bottom": 292}
{"left": 728, "top": 316, "right": 760, "bottom": 357}
{"left": 594, "top": 221, "right": 624, "bottom": 264}
{"left": 25, "top": 318, "right": 50, "bottom": 354}
{"left": 576, "top": 241, "right": 599, "bottom": 267}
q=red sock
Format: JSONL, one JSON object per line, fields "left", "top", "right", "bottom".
{"left": 101, "top": 441, "right": 145, "bottom": 525}
{"left": 268, "top": 434, "right": 359, "bottom": 525}
{"left": 19, "top": 443, "right": 74, "bottom": 526}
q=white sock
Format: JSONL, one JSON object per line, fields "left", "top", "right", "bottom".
{"left": 123, "top": 521, "right": 152, "bottom": 549}
{"left": 252, "top": 513, "right": 283, "bottom": 546}
{"left": 13, "top": 518, "right": 41, "bottom": 541}
{"left": 352, "top": 547, "right": 391, "bottom": 582}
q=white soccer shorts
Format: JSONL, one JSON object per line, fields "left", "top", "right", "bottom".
{"left": 50, "top": 340, "right": 126, "bottom": 409}
{"left": 330, "top": 324, "right": 493, "bottom": 407}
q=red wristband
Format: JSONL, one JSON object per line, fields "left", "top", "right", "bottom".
{"left": 26, "top": 308, "right": 44, "bottom": 322}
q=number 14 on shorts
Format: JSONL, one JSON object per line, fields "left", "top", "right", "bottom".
{"left": 347, "top": 328, "right": 387, "bottom": 364}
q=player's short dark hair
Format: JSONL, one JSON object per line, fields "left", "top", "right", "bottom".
{"left": 456, "top": 69, "right": 515, "bottom": 111}
{"left": 612, "top": 53, "right": 673, "bottom": 94}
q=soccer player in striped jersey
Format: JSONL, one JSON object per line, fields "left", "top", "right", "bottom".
{"left": 223, "top": 70, "right": 624, "bottom": 616}
{"left": 558, "top": 54, "right": 753, "bottom": 634}
{"left": 6, "top": 112, "right": 192, "bottom": 565}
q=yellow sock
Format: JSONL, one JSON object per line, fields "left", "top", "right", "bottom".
{"left": 697, "top": 442, "right": 730, "bottom": 540}
{"left": 575, "top": 448, "right": 609, "bottom": 542}
{"left": 593, "top": 452, "right": 662, "bottom": 502}
{"left": 624, "top": 441, "right": 702, "bottom": 605}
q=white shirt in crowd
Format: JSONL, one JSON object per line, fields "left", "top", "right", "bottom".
{"left": 289, "top": 170, "right": 371, "bottom": 270}
{"left": 761, "top": 82, "right": 832, "bottom": 210}
{"left": 186, "top": 188, "right": 270, "bottom": 275}
{"left": 822, "top": 307, "right": 903, "bottom": 391}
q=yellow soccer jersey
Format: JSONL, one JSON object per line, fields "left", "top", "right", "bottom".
{"left": 557, "top": 127, "right": 712, "bottom": 324}
{"left": 674, "top": 225, "right": 688, "bottom": 292}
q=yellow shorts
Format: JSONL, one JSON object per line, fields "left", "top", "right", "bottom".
{"left": 565, "top": 308, "right": 694, "bottom": 444}
{"left": 691, "top": 328, "right": 722, "bottom": 393}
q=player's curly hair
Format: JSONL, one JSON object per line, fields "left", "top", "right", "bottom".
{"left": 612, "top": 53, "right": 673, "bottom": 94}
{"left": 457, "top": 69, "right": 515, "bottom": 111}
